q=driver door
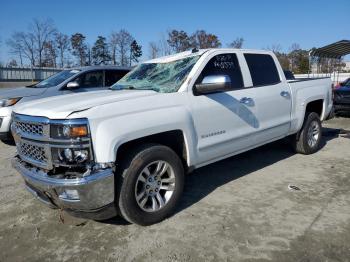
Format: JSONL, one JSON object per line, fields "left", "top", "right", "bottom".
{"left": 189, "top": 52, "right": 259, "bottom": 165}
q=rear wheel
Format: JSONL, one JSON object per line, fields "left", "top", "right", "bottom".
{"left": 116, "top": 144, "right": 184, "bottom": 225}
{"left": 292, "top": 112, "right": 322, "bottom": 154}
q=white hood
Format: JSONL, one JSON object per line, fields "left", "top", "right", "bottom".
{"left": 13, "top": 89, "right": 157, "bottom": 119}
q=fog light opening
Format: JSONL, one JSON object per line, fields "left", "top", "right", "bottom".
{"left": 59, "top": 149, "right": 89, "bottom": 164}
{"left": 74, "top": 150, "right": 89, "bottom": 163}
{"left": 60, "top": 148, "right": 73, "bottom": 162}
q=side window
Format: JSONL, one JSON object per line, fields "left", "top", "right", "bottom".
{"left": 75, "top": 71, "right": 103, "bottom": 88}
{"left": 244, "top": 54, "right": 280, "bottom": 86}
{"left": 105, "top": 70, "right": 127, "bottom": 87}
{"left": 197, "top": 53, "right": 244, "bottom": 89}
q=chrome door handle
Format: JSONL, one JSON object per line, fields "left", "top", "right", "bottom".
{"left": 280, "top": 91, "right": 290, "bottom": 98}
{"left": 239, "top": 97, "right": 254, "bottom": 106}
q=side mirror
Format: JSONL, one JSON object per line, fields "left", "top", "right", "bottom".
{"left": 194, "top": 75, "right": 232, "bottom": 95}
{"left": 66, "top": 81, "right": 80, "bottom": 89}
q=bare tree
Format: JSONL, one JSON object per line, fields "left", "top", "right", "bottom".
{"left": 149, "top": 42, "right": 160, "bottom": 59}
{"left": 6, "top": 34, "right": 24, "bottom": 66}
{"left": 265, "top": 44, "right": 282, "bottom": 54}
{"left": 109, "top": 33, "right": 118, "bottom": 65}
{"left": 55, "top": 32, "right": 70, "bottom": 68}
{"left": 264, "top": 44, "right": 290, "bottom": 70}
{"left": 109, "top": 29, "right": 134, "bottom": 66}
{"left": 158, "top": 33, "right": 172, "bottom": 56}
{"left": 167, "top": 30, "right": 191, "bottom": 53}
{"left": 30, "top": 18, "right": 57, "bottom": 67}
{"left": 7, "top": 59, "right": 18, "bottom": 68}
{"left": 42, "top": 40, "right": 57, "bottom": 67}
{"left": 228, "top": 37, "right": 244, "bottom": 49}
{"left": 190, "top": 30, "right": 221, "bottom": 49}
{"left": 289, "top": 43, "right": 301, "bottom": 71}
{"left": 7, "top": 32, "right": 36, "bottom": 67}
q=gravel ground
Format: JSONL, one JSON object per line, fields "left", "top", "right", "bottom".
{"left": 0, "top": 117, "right": 349, "bottom": 262}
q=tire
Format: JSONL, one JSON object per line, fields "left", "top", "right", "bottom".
{"left": 292, "top": 112, "right": 322, "bottom": 155}
{"left": 116, "top": 144, "right": 184, "bottom": 226}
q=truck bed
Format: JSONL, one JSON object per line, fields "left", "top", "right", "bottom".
{"left": 287, "top": 77, "right": 331, "bottom": 83}
{"left": 287, "top": 77, "right": 333, "bottom": 134}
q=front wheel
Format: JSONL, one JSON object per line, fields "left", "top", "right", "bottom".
{"left": 292, "top": 112, "right": 322, "bottom": 154}
{"left": 116, "top": 144, "right": 184, "bottom": 225}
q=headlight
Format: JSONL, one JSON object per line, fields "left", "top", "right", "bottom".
{"left": 49, "top": 119, "right": 93, "bottom": 166}
{"left": 0, "top": 97, "right": 22, "bottom": 107}
{"left": 50, "top": 122, "right": 89, "bottom": 139}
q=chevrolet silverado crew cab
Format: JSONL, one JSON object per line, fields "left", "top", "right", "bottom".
{"left": 11, "top": 49, "right": 333, "bottom": 225}
{"left": 0, "top": 66, "right": 130, "bottom": 143}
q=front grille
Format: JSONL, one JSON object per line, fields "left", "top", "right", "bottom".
{"left": 14, "top": 121, "right": 44, "bottom": 136}
{"left": 12, "top": 114, "right": 91, "bottom": 170}
{"left": 18, "top": 142, "right": 47, "bottom": 165}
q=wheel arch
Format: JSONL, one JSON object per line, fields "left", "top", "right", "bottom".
{"left": 115, "top": 129, "right": 192, "bottom": 172}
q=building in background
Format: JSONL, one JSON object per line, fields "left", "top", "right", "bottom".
{"left": 342, "top": 61, "right": 350, "bottom": 72}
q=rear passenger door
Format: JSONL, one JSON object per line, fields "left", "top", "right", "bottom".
{"left": 243, "top": 53, "right": 292, "bottom": 143}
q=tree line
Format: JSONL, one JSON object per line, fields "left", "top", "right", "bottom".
{"left": 5, "top": 19, "right": 143, "bottom": 68}
{"left": 2, "top": 18, "right": 321, "bottom": 74}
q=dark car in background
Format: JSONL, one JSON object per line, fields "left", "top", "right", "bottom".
{"left": 334, "top": 78, "right": 350, "bottom": 114}
{"left": 335, "top": 78, "right": 350, "bottom": 89}
{"left": 0, "top": 66, "right": 130, "bottom": 143}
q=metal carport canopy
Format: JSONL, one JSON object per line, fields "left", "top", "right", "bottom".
{"left": 310, "top": 40, "right": 350, "bottom": 59}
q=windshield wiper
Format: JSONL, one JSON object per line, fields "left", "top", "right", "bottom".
{"left": 25, "top": 83, "right": 38, "bottom": 88}
{"left": 111, "top": 84, "right": 159, "bottom": 92}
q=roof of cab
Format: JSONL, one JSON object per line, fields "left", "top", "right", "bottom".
{"left": 69, "top": 65, "right": 132, "bottom": 71}
{"left": 145, "top": 48, "right": 274, "bottom": 63}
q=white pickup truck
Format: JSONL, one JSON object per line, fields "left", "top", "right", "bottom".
{"left": 11, "top": 49, "right": 333, "bottom": 225}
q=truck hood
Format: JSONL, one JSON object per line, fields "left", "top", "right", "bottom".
{"left": 0, "top": 86, "right": 47, "bottom": 99}
{"left": 13, "top": 89, "right": 158, "bottom": 119}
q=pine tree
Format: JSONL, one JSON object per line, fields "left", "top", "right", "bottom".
{"left": 130, "top": 40, "right": 142, "bottom": 66}
{"left": 92, "top": 36, "right": 111, "bottom": 65}
{"left": 71, "top": 33, "right": 88, "bottom": 66}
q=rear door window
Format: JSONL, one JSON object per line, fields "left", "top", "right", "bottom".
{"left": 105, "top": 70, "right": 127, "bottom": 87}
{"left": 244, "top": 54, "right": 280, "bottom": 86}
{"left": 196, "top": 53, "right": 244, "bottom": 89}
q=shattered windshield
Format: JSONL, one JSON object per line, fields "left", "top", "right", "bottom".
{"left": 111, "top": 55, "right": 200, "bottom": 93}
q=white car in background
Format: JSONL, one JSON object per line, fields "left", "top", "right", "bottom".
{"left": 0, "top": 66, "right": 130, "bottom": 143}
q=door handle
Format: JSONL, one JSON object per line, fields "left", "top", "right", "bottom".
{"left": 280, "top": 91, "right": 290, "bottom": 98}
{"left": 239, "top": 97, "right": 254, "bottom": 106}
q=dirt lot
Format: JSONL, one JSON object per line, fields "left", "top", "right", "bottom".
{"left": 0, "top": 117, "right": 349, "bottom": 262}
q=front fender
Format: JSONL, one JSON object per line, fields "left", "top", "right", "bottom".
{"left": 89, "top": 105, "right": 197, "bottom": 167}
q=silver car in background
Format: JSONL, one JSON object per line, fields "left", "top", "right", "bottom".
{"left": 0, "top": 66, "right": 130, "bottom": 143}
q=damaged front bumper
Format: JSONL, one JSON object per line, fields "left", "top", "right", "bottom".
{"left": 12, "top": 156, "right": 117, "bottom": 220}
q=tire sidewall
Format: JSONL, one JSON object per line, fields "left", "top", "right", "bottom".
{"left": 301, "top": 112, "right": 322, "bottom": 154}
{"left": 118, "top": 145, "right": 184, "bottom": 225}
